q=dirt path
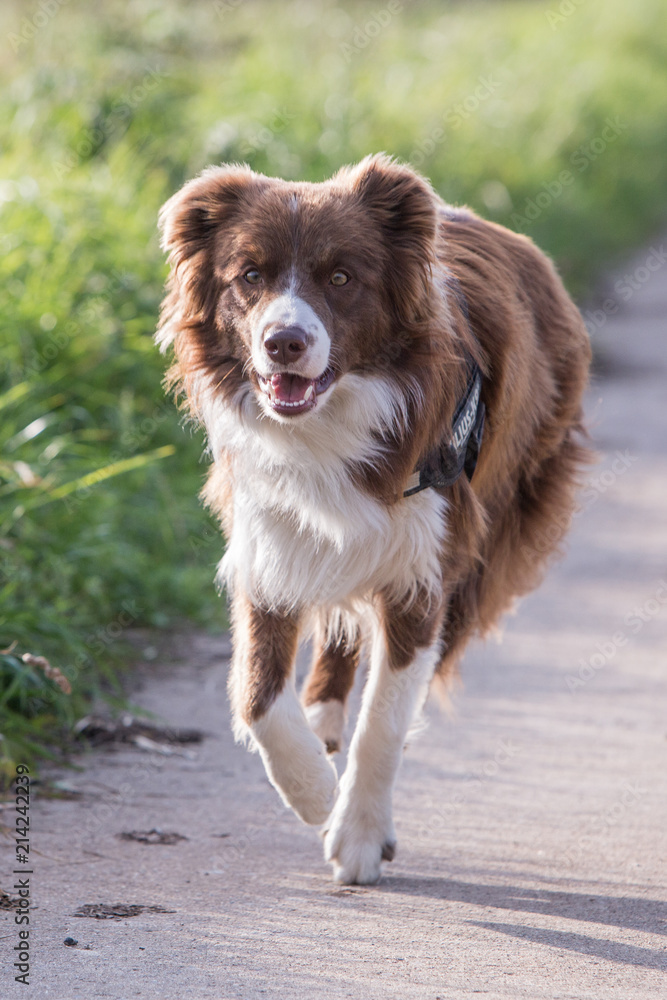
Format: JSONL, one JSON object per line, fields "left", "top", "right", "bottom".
{"left": 3, "top": 243, "right": 667, "bottom": 999}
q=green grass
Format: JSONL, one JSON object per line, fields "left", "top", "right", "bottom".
{"left": 1, "top": 0, "right": 667, "bottom": 781}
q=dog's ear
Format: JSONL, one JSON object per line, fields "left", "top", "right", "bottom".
{"left": 158, "top": 164, "right": 259, "bottom": 266}
{"left": 157, "top": 164, "right": 264, "bottom": 331}
{"left": 342, "top": 154, "right": 439, "bottom": 321}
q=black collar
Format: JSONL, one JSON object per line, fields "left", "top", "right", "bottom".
{"left": 403, "top": 281, "right": 485, "bottom": 497}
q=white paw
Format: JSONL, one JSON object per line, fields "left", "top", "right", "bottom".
{"left": 322, "top": 788, "right": 396, "bottom": 885}
{"left": 304, "top": 699, "right": 345, "bottom": 754}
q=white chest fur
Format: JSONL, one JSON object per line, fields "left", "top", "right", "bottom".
{"left": 204, "top": 374, "right": 447, "bottom": 614}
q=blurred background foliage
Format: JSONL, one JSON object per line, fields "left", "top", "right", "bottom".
{"left": 1, "top": 0, "right": 667, "bottom": 779}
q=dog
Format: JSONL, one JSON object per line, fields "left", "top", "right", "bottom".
{"left": 156, "top": 154, "right": 591, "bottom": 884}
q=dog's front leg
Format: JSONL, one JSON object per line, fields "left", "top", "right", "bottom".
{"left": 302, "top": 622, "right": 361, "bottom": 755}
{"left": 229, "top": 592, "right": 338, "bottom": 825}
{"left": 323, "top": 590, "right": 443, "bottom": 884}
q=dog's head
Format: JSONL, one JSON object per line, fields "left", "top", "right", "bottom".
{"left": 157, "top": 154, "right": 439, "bottom": 422}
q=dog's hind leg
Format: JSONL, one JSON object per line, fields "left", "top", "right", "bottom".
{"left": 229, "top": 591, "right": 338, "bottom": 826}
{"left": 323, "top": 589, "right": 443, "bottom": 884}
{"left": 301, "top": 622, "right": 361, "bottom": 755}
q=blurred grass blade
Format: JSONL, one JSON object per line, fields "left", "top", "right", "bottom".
{"left": 23, "top": 445, "right": 176, "bottom": 511}
{"left": 0, "top": 382, "right": 30, "bottom": 411}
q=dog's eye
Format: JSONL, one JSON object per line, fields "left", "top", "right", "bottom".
{"left": 244, "top": 269, "right": 262, "bottom": 285}
{"left": 330, "top": 270, "right": 350, "bottom": 286}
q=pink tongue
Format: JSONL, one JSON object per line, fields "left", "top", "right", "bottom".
{"left": 270, "top": 373, "right": 314, "bottom": 403}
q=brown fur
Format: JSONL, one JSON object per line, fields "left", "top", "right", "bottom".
{"left": 301, "top": 626, "right": 361, "bottom": 709}
{"left": 435, "top": 211, "right": 591, "bottom": 672}
{"left": 380, "top": 586, "right": 444, "bottom": 671}
{"left": 230, "top": 593, "right": 299, "bottom": 725}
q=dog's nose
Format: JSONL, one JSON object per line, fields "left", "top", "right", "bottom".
{"left": 264, "top": 326, "right": 308, "bottom": 365}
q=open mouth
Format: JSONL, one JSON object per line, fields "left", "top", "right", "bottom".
{"left": 256, "top": 366, "right": 336, "bottom": 416}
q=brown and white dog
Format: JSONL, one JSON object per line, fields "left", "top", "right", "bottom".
{"left": 156, "top": 154, "right": 591, "bottom": 884}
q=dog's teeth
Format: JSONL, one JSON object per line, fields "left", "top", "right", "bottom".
{"left": 304, "top": 385, "right": 314, "bottom": 401}
{"left": 267, "top": 395, "right": 311, "bottom": 409}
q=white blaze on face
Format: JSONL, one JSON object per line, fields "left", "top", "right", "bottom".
{"left": 252, "top": 284, "right": 331, "bottom": 379}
